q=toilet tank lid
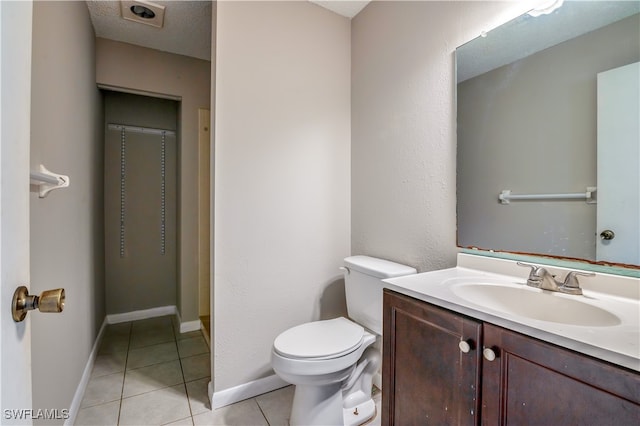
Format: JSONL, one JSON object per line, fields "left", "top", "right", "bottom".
{"left": 344, "top": 255, "right": 417, "bottom": 279}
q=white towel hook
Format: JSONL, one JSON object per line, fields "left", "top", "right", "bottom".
{"left": 30, "top": 164, "right": 70, "bottom": 198}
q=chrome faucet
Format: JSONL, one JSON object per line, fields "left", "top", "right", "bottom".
{"left": 517, "top": 262, "right": 594, "bottom": 295}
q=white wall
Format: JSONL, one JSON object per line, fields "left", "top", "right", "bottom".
{"left": 214, "top": 1, "right": 351, "bottom": 391}
{"left": 29, "top": 1, "right": 104, "bottom": 422}
{"left": 351, "top": 0, "right": 537, "bottom": 272}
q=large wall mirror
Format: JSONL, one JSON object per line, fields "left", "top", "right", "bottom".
{"left": 456, "top": 0, "right": 639, "bottom": 269}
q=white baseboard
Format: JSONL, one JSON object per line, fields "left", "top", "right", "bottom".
{"left": 106, "top": 305, "right": 177, "bottom": 324}
{"left": 175, "top": 308, "right": 202, "bottom": 334}
{"left": 180, "top": 320, "right": 201, "bottom": 333}
{"left": 64, "top": 318, "right": 108, "bottom": 426}
{"left": 212, "top": 374, "right": 289, "bottom": 409}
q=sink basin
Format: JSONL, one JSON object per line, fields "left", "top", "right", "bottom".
{"left": 451, "top": 282, "right": 621, "bottom": 327}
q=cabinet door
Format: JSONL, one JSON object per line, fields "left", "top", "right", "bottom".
{"left": 482, "top": 324, "right": 640, "bottom": 425}
{"left": 383, "top": 290, "right": 482, "bottom": 425}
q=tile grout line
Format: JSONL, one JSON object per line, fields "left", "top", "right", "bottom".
{"left": 117, "top": 321, "right": 132, "bottom": 426}
{"left": 254, "top": 398, "right": 272, "bottom": 426}
{"left": 174, "top": 316, "right": 202, "bottom": 425}
{"left": 172, "top": 320, "right": 197, "bottom": 423}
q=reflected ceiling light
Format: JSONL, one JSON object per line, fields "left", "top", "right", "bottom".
{"left": 528, "top": 0, "right": 564, "bottom": 17}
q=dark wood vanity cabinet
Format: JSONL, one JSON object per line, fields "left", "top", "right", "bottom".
{"left": 382, "top": 290, "right": 482, "bottom": 425}
{"left": 481, "top": 323, "right": 640, "bottom": 425}
{"left": 382, "top": 289, "right": 640, "bottom": 426}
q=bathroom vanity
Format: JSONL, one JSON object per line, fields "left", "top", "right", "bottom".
{"left": 381, "top": 255, "right": 640, "bottom": 425}
{"left": 409, "top": 2, "right": 640, "bottom": 423}
{"left": 382, "top": 290, "right": 639, "bottom": 425}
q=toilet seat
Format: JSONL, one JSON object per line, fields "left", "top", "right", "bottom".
{"left": 273, "top": 317, "right": 364, "bottom": 360}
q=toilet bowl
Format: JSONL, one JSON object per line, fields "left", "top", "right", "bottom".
{"left": 272, "top": 317, "right": 379, "bottom": 426}
{"left": 271, "top": 256, "right": 416, "bottom": 426}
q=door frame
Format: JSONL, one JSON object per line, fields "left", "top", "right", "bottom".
{"left": 0, "top": 0, "right": 34, "bottom": 420}
{"left": 198, "top": 108, "right": 211, "bottom": 320}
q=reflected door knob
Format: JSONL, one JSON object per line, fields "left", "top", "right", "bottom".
{"left": 12, "top": 286, "right": 65, "bottom": 322}
{"left": 600, "top": 230, "right": 615, "bottom": 240}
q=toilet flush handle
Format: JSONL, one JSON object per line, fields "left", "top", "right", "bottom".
{"left": 339, "top": 266, "right": 350, "bottom": 275}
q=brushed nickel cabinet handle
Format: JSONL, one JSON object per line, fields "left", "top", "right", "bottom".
{"left": 483, "top": 347, "right": 497, "bottom": 362}
{"left": 459, "top": 340, "right": 472, "bottom": 354}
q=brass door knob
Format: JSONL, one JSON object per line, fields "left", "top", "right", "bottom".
{"left": 12, "top": 286, "right": 65, "bottom": 322}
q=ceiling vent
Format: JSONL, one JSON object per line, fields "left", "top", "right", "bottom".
{"left": 121, "top": 0, "right": 165, "bottom": 28}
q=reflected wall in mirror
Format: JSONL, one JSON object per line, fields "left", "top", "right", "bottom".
{"left": 456, "top": 0, "right": 640, "bottom": 267}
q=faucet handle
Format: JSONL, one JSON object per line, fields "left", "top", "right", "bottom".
{"left": 517, "top": 262, "right": 543, "bottom": 278}
{"left": 563, "top": 271, "right": 595, "bottom": 289}
{"left": 517, "top": 262, "right": 548, "bottom": 288}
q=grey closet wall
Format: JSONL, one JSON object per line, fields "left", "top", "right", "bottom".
{"left": 104, "top": 91, "right": 179, "bottom": 314}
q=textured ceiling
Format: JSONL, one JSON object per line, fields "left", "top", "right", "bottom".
{"left": 86, "top": 1, "right": 369, "bottom": 62}
{"left": 86, "top": 0, "right": 212, "bottom": 61}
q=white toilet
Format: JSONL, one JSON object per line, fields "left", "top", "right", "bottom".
{"left": 271, "top": 255, "right": 417, "bottom": 426}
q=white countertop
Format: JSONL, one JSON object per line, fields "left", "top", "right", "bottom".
{"left": 383, "top": 254, "right": 640, "bottom": 372}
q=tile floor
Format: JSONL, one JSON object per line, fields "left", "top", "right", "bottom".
{"left": 75, "top": 315, "right": 381, "bottom": 425}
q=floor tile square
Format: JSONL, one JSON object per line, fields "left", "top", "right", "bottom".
{"left": 176, "top": 330, "right": 203, "bottom": 341}
{"left": 119, "top": 384, "right": 191, "bottom": 426}
{"left": 127, "top": 341, "right": 179, "bottom": 370}
{"left": 177, "top": 336, "right": 209, "bottom": 359}
{"left": 131, "top": 316, "right": 174, "bottom": 332}
{"left": 104, "top": 322, "right": 131, "bottom": 338}
{"left": 255, "top": 385, "right": 294, "bottom": 426}
{"left": 80, "top": 372, "right": 124, "bottom": 408}
{"left": 98, "top": 334, "right": 130, "bottom": 355}
{"left": 130, "top": 327, "right": 175, "bottom": 349}
{"left": 181, "top": 353, "right": 210, "bottom": 382}
{"left": 74, "top": 400, "right": 120, "bottom": 426}
{"left": 91, "top": 351, "right": 127, "bottom": 378}
{"left": 185, "top": 377, "right": 211, "bottom": 415}
{"left": 123, "top": 360, "right": 184, "bottom": 398}
{"left": 192, "top": 399, "right": 268, "bottom": 426}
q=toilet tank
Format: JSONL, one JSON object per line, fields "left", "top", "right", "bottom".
{"left": 343, "top": 256, "right": 417, "bottom": 335}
